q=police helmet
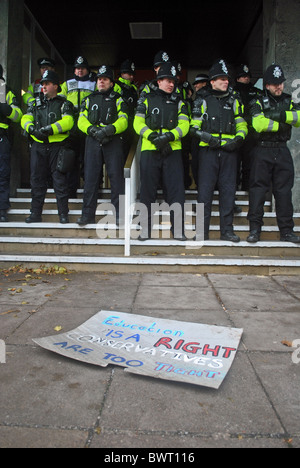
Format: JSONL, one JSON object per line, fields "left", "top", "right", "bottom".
{"left": 40, "top": 70, "right": 62, "bottom": 92}
{"left": 97, "top": 65, "right": 114, "bottom": 82}
{"left": 153, "top": 50, "right": 170, "bottom": 68}
{"left": 264, "top": 64, "right": 286, "bottom": 86}
{"left": 236, "top": 64, "right": 251, "bottom": 79}
{"left": 209, "top": 59, "right": 230, "bottom": 80}
{"left": 120, "top": 59, "right": 135, "bottom": 75}
{"left": 157, "top": 62, "right": 177, "bottom": 81}
{"left": 73, "top": 56, "right": 90, "bottom": 70}
{"left": 38, "top": 57, "right": 56, "bottom": 68}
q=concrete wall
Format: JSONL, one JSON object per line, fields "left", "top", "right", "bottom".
{"left": 264, "top": 0, "right": 300, "bottom": 210}
{"left": 0, "top": 0, "right": 24, "bottom": 195}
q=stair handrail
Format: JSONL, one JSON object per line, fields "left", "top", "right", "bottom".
{"left": 124, "top": 136, "right": 140, "bottom": 256}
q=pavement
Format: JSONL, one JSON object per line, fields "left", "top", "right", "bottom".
{"left": 0, "top": 267, "right": 299, "bottom": 449}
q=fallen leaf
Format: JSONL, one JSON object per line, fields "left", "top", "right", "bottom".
{"left": 54, "top": 326, "right": 62, "bottom": 332}
{"left": 281, "top": 340, "right": 293, "bottom": 347}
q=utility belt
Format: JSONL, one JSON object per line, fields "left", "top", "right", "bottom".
{"left": 257, "top": 141, "right": 287, "bottom": 148}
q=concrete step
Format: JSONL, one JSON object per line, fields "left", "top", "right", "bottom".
{"left": 0, "top": 188, "right": 298, "bottom": 275}
{"left": 0, "top": 252, "right": 299, "bottom": 275}
{"left": 1, "top": 236, "right": 299, "bottom": 258}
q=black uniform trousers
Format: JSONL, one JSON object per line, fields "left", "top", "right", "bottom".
{"left": 83, "top": 135, "right": 125, "bottom": 219}
{"left": 0, "top": 131, "right": 11, "bottom": 211}
{"left": 66, "top": 126, "right": 86, "bottom": 198}
{"left": 197, "top": 146, "right": 238, "bottom": 238}
{"left": 140, "top": 149, "right": 185, "bottom": 237}
{"left": 30, "top": 141, "right": 69, "bottom": 216}
{"left": 247, "top": 143, "right": 294, "bottom": 234}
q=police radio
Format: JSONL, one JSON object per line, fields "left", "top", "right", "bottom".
{"left": 0, "top": 79, "right": 6, "bottom": 104}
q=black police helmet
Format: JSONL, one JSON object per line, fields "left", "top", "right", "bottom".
{"left": 38, "top": 57, "right": 56, "bottom": 68}
{"left": 40, "top": 70, "right": 62, "bottom": 92}
{"left": 97, "top": 65, "right": 114, "bottom": 82}
{"left": 120, "top": 59, "right": 135, "bottom": 75}
{"left": 153, "top": 50, "right": 170, "bottom": 68}
{"left": 236, "top": 64, "right": 251, "bottom": 79}
{"left": 157, "top": 62, "right": 177, "bottom": 81}
{"left": 209, "top": 59, "right": 230, "bottom": 80}
{"left": 73, "top": 56, "right": 90, "bottom": 70}
{"left": 264, "top": 64, "right": 286, "bottom": 86}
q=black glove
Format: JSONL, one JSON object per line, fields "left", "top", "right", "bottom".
{"left": 103, "top": 124, "right": 116, "bottom": 137}
{"left": 153, "top": 132, "right": 175, "bottom": 150}
{"left": 222, "top": 136, "right": 244, "bottom": 153}
{"left": 28, "top": 125, "right": 47, "bottom": 142}
{"left": 148, "top": 132, "right": 158, "bottom": 143}
{"left": 190, "top": 128, "right": 220, "bottom": 148}
{"left": 39, "top": 125, "right": 54, "bottom": 136}
{"left": 265, "top": 110, "right": 286, "bottom": 123}
{"left": 0, "top": 103, "right": 12, "bottom": 117}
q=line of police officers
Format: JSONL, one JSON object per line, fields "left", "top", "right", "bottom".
{"left": 0, "top": 52, "right": 300, "bottom": 243}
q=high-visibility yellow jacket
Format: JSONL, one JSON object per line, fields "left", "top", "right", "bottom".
{"left": 190, "top": 88, "right": 248, "bottom": 147}
{"left": 59, "top": 76, "right": 96, "bottom": 114}
{"left": 134, "top": 89, "right": 190, "bottom": 151}
{"left": 0, "top": 90, "right": 23, "bottom": 130}
{"left": 78, "top": 89, "right": 128, "bottom": 135}
{"left": 21, "top": 96, "right": 74, "bottom": 143}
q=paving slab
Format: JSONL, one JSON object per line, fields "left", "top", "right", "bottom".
{"left": 0, "top": 270, "right": 299, "bottom": 449}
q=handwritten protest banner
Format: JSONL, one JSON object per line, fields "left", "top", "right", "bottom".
{"left": 33, "top": 311, "right": 243, "bottom": 389}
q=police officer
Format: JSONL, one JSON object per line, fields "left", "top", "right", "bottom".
{"left": 193, "top": 73, "right": 209, "bottom": 94}
{"left": 21, "top": 70, "right": 74, "bottom": 223}
{"left": 247, "top": 64, "right": 300, "bottom": 244}
{"left": 23, "top": 58, "right": 56, "bottom": 107}
{"left": 234, "top": 64, "right": 261, "bottom": 190}
{"left": 134, "top": 62, "right": 190, "bottom": 240}
{"left": 139, "top": 50, "right": 171, "bottom": 98}
{"left": 77, "top": 65, "right": 128, "bottom": 226}
{"left": 0, "top": 64, "right": 23, "bottom": 222}
{"left": 190, "top": 59, "right": 248, "bottom": 241}
{"left": 115, "top": 59, "right": 138, "bottom": 158}
{"left": 60, "top": 56, "right": 97, "bottom": 197}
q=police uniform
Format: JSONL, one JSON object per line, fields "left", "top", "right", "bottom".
{"left": 0, "top": 65, "right": 23, "bottom": 222}
{"left": 115, "top": 60, "right": 138, "bottom": 159}
{"left": 134, "top": 62, "right": 190, "bottom": 240}
{"left": 60, "top": 56, "right": 97, "bottom": 197}
{"left": 23, "top": 58, "right": 56, "bottom": 107}
{"left": 247, "top": 64, "right": 300, "bottom": 243}
{"left": 190, "top": 60, "right": 248, "bottom": 241}
{"left": 21, "top": 70, "right": 74, "bottom": 223}
{"left": 77, "top": 65, "right": 128, "bottom": 225}
{"left": 234, "top": 64, "right": 261, "bottom": 190}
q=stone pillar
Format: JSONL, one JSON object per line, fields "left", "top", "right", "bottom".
{"left": 0, "top": 0, "right": 24, "bottom": 195}
{"left": 263, "top": 0, "right": 300, "bottom": 211}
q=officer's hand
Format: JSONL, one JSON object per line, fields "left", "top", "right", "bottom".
{"left": 222, "top": 136, "right": 244, "bottom": 152}
{"left": 0, "top": 103, "right": 12, "bottom": 117}
{"left": 153, "top": 133, "right": 174, "bottom": 150}
{"left": 249, "top": 102, "right": 261, "bottom": 116}
{"left": 103, "top": 124, "right": 116, "bottom": 137}
{"left": 40, "top": 125, "right": 54, "bottom": 136}
{"left": 148, "top": 132, "right": 158, "bottom": 143}
{"left": 208, "top": 136, "right": 221, "bottom": 148}
{"left": 31, "top": 129, "right": 47, "bottom": 142}
{"left": 88, "top": 126, "right": 98, "bottom": 138}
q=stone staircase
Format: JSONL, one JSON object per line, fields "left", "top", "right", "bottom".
{"left": 0, "top": 188, "right": 300, "bottom": 275}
